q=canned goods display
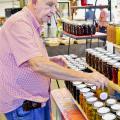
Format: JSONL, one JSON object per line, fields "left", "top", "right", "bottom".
{"left": 102, "top": 113, "right": 116, "bottom": 120}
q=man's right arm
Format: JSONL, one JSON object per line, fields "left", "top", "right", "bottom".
{"left": 28, "top": 55, "right": 109, "bottom": 88}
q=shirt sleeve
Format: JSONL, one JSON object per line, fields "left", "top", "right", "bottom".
{"left": 6, "top": 20, "right": 42, "bottom": 66}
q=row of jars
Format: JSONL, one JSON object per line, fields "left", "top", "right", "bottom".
{"left": 65, "top": 81, "right": 120, "bottom": 120}
{"left": 107, "top": 23, "right": 120, "bottom": 45}
{"left": 63, "top": 54, "right": 93, "bottom": 72}
{"left": 62, "top": 22, "right": 96, "bottom": 36}
{"left": 86, "top": 48, "right": 120, "bottom": 85}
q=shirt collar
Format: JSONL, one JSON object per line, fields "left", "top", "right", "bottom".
{"left": 22, "top": 7, "right": 42, "bottom": 34}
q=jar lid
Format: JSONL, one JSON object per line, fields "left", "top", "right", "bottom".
{"left": 111, "top": 104, "right": 120, "bottom": 111}
{"left": 100, "top": 92, "right": 108, "bottom": 100}
{"left": 102, "top": 113, "right": 116, "bottom": 120}
{"left": 102, "top": 58, "right": 112, "bottom": 62}
{"left": 99, "top": 56, "right": 108, "bottom": 60}
{"left": 83, "top": 92, "right": 94, "bottom": 98}
{"left": 105, "top": 52, "right": 113, "bottom": 56}
{"left": 93, "top": 101, "right": 104, "bottom": 108}
{"left": 85, "top": 83, "right": 94, "bottom": 86}
{"left": 87, "top": 97, "right": 98, "bottom": 104}
{"left": 78, "top": 66, "right": 86, "bottom": 70}
{"left": 94, "top": 47, "right": 105, "bottom": 52}
{"left": 107, "top": 60, "right": 117, "bottom": 65}
{"left": 80, "top": 88, "right": 91, "bottom": 93}
{"left": 97, "top": 107, "right": 110, "bottom": 114}
{"left": 91, "top": 86, "right": 97, "bottom": 91}
{"left": 114, "top": 56, "right": 120, "bottom": 61}
{"left": 106, "top": 98, "right": 117, "bottom": 106}
{"left": 72, "top": 82, "right": 82, "bottom": 85}
{"left": 108, "top": 54, "right": 117, "bottom": 58}
{"left": 101, "top": 51, "right": 109, "bottom": 54}
{"left": 116, "top": 110, "right": 120, "bottom": 117}
{"left": 113, "top": 62, "right": 120, "bottom": 68}
{"left": 91, "top": 51, "right": 100, "bottom": 55}
{"left": 86, "top": 49, "right": 94, "bottom": 52}
{"left": 76, "top": 84, "right": 87, "bottom": 90}
{"left": 96, "top": 53, "right": 104, "bottom": 58}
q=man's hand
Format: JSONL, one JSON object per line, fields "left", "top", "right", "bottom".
{"left": 50, "top": 55, "right": 68, "bottom": 67}
{"left": 86, "top": 71, "right": 109, "bottom": 89}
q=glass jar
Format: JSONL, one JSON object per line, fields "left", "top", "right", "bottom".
{"left": 97, "top": 107, "right": 110, "bottom": 120}
{"left": 76, "top": 84, "right": 87, "bottom": 103}
{"left": 80, "top": 88, "right": 91, "bottom": 108}
{"left": 102, "top": 113, "right": 117, "bottom": 120}
{"left": 95, "top": 53, "right": 103, "bottom": 71}
{"left": 112, "top": 63, "right": 120, "bottom": 84}
{"left": 116, "top": 110, "right": 120, "bottom": 119}
{"left": 72, "top": 82, "right": 82, "bottom": 99}
{"left": 93, "top": 101, "right": 104, "bottom": 120}
{"left": 96, "top": 87, "right": 108, "bottom": 100}
{"left": 85, "top": 49, "right": 94, "bottom": 65}
{"left": 111, "top": 103, "right": 120, "bottom": 113}
{"left": 106, "top": 98, "right": 117, "bottom": 107}
{"left": 83, "top": 92, "right": 94, "bottom": 113}
{"left": 102, "top": 58, "right": 112, "bottom": 76}
{"left": 91, "top": 51, "right": 100, "bottom": 68}
{"left": 86, "top": 97, "right": 98, "bottom": 120}
{"left": 99, "top": 56, "right": 108, "bottom": 73}
{"left": 107, "top": 60, "right": 117, "bottom": 80}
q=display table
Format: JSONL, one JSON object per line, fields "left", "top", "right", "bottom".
{"left": 51, "top": 88, "right": 87, "bottom": 120}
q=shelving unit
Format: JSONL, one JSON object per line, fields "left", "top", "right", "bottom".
{"left": 71, "top": 0, "right": 111, "bottom": 21}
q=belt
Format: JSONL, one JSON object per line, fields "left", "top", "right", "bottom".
{"left": 22, "top": 100, "right": 46, "bottom": 111}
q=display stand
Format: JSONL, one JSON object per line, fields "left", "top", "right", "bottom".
{"left": 62, "top": 31, "right": 107, "bottom": 54}
{"left": 51, "top": 88, "right": 88, "bottom": 120}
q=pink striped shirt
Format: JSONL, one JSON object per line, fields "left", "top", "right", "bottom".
{"left": 0, "top": 7, "right": 50, "bottom": 113}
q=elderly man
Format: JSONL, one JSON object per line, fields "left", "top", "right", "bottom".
{"left": 0, "top": 0, "right": 109, "bottom": 120}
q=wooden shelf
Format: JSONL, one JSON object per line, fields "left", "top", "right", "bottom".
{"left": 71, "top": 5, "right": 108, "bottom": 9}
{"left": 63, "top": 31, "right": 107, "bottom": 40}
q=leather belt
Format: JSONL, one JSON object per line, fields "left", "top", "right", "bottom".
{"left": 22, "top": 100, "right": 42, "bottom": 111}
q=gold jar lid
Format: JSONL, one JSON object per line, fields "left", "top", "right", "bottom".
{"left": 99, "top": 92, "right": 108, "bottom": 101}
{"left": 93, "top": 101, "right": 104, "bottom": 109}
{"left": 111, "top": 103, "right": 120, "bottom": 112}
{"left": 106, "top": 98, "right": 117, "bottom": 106}
{"left": 102, "top": 113, "right": 116, "bottom": 120}
{"left": 86, "top": 97, "right": 98, "bottom": 104}
{"left": 97, "top": 107, "right": 110, "bottom": 115}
